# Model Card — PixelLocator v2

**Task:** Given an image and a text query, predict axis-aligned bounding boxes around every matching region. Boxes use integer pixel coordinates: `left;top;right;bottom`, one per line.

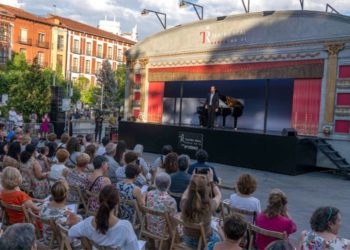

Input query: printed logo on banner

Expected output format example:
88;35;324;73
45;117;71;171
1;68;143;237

178;131;203;151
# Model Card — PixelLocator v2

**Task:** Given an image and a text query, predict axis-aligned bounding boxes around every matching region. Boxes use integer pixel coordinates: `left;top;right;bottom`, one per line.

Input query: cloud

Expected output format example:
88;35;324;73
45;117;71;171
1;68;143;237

3;0;350;41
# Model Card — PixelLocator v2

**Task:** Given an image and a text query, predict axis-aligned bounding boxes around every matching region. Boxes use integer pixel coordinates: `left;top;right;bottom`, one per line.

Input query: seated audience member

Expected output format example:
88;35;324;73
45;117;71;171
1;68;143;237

87;156;111;213
3;141;21;169
158;152;178;175
187;149;219;183
104;143;119;183
46;139;58;163
84;144;96;171
68;185;139;249
96;136;110;156
230;174;261;222
266;240;295;250
66;137;81;168
50;149;70;180
77;134;85;152
133;144;150;176
116;151;137;183
66;153;90;203
84;134;94;147
146;173;177;238
301;206;349;250
152;144;173;172
116;164;145;222
37;146;50;172
57;133;70;149
0;223;36;250
40;181;81;247
0;167;39;224
114;140;127;166
255;189;297;250
208;214;247;250
181;169;222;248
169;154;191;206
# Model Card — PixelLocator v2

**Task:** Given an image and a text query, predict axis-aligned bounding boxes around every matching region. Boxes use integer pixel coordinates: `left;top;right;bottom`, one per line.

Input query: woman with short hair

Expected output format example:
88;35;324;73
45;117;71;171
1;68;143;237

68;185;139;250
3;141;21;169
66;137;81;168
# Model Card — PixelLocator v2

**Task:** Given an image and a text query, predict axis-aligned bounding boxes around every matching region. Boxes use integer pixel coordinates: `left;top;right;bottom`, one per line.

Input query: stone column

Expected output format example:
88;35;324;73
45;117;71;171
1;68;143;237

324;43;344;124
139;58;149;121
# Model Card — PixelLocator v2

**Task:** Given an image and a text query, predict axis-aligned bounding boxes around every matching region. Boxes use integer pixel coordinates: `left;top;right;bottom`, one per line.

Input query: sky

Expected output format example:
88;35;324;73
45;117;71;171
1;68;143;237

1;0;350;41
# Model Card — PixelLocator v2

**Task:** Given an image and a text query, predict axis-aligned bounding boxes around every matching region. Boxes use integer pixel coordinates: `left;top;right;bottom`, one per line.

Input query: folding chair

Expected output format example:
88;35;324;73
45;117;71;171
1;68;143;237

68;185;88;215
220;201;257;223
0;200;30;227
247;223;286;250
119;199;142;230
80;237;121;250
56;223;73;250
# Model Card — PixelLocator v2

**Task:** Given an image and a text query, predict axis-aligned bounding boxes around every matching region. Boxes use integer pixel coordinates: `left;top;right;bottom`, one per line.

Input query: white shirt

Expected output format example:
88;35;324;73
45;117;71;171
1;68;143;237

230;193;261;213
96;146;106;156
209;93;214;105
9;110;17;123
68;216;139;250
50;163;68;180
16;115;23;127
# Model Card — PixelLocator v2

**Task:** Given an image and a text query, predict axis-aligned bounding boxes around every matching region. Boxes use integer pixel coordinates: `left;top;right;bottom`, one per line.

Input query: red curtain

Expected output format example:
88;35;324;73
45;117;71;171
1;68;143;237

339;65;350;78
147;82;164;123
335;120;350;134
337;93;350;106
291;79;322;136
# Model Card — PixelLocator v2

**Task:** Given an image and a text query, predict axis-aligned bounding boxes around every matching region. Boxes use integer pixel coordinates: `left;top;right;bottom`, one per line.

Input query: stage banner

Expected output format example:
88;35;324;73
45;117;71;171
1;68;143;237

178;131;203;151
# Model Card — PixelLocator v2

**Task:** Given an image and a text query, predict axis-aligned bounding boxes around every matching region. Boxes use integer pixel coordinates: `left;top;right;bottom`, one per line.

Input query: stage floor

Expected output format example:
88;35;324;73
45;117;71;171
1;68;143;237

119;121;317;175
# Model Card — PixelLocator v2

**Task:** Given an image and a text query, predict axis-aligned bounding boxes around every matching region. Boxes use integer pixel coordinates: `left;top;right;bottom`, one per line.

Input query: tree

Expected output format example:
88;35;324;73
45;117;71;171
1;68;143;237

81;85;98;107
95;60;117;110
115;64;126;107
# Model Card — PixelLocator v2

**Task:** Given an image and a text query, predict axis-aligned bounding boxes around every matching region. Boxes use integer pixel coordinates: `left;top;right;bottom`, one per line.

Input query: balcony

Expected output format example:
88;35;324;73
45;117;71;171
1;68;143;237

37;41;49;49
18;37;32;45
72;47;81;54
0;34;10;44
71;66;80;73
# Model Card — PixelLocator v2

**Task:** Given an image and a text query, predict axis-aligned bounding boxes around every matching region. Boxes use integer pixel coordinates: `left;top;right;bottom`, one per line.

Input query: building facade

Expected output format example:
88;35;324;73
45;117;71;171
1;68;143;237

126;11;350;140
50;19;68;77
0;7;14;65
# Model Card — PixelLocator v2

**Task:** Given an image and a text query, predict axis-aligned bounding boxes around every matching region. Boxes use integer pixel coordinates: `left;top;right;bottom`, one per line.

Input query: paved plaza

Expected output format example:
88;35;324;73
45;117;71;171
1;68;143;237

142;152;350;242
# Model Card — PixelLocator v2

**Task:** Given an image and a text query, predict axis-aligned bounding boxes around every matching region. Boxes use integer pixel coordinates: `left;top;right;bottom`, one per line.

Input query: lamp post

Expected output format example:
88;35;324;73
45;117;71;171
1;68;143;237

141;9;167;29
179;0;204;20
241;0;250;13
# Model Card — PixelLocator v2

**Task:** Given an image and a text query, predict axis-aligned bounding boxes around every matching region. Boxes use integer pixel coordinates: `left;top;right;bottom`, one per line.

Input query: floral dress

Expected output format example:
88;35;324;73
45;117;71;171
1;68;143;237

146;189;177;236
87;176;104;213
116;182;136;222
302;231;350;250
66;169;89;203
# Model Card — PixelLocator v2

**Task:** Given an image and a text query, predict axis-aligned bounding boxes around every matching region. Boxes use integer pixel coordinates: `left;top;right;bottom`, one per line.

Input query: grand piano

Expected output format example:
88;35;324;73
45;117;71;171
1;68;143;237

197;93;244;129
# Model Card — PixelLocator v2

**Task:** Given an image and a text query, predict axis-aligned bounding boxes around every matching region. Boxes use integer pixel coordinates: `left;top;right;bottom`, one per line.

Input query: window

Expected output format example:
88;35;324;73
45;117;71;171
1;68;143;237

107;47;113;60
85;60;91;74
38;33;45;43
0;24;8;42
72;58;79;72
57;35;64;51
0;48;7;63
20;28;28;43
37;52;44;66
73;39;80;54
96;61;102;73
56;55;63;70
86;42;92;56
97;44;103;58
117;48;122;61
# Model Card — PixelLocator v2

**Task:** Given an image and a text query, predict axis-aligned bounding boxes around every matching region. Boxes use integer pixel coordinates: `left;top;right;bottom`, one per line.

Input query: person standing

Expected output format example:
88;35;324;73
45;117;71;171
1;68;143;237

205;86;219;129
95;112;104;143
8;107;17;128
16;112;24;128
41;113;50;139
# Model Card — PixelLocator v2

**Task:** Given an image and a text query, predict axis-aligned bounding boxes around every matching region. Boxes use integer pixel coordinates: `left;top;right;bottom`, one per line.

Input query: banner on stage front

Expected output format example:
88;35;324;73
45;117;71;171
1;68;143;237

178;131;203;151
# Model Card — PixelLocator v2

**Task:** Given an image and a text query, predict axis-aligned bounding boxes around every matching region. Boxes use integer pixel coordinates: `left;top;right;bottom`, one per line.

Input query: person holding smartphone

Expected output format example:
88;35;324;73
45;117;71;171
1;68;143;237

188;149;219;183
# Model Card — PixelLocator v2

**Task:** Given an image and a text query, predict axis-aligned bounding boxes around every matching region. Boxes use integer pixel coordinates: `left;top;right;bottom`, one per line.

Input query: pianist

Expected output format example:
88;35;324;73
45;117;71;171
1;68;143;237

205;86;219;129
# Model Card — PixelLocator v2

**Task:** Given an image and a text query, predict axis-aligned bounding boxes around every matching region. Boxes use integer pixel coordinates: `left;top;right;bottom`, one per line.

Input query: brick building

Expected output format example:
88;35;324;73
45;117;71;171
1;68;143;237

0;6;14;65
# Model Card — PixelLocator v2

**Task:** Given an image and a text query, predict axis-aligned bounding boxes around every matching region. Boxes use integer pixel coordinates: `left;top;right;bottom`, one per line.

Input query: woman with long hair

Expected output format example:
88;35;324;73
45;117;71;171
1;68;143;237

114;140;127;165
255;189;297;249
3;141;21;169
181;169;222;248
66;137;81;168
68;185;139;249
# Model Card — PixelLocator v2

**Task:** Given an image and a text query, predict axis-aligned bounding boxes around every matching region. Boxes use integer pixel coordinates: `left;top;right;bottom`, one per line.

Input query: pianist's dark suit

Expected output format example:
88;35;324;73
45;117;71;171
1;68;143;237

205;92;219;128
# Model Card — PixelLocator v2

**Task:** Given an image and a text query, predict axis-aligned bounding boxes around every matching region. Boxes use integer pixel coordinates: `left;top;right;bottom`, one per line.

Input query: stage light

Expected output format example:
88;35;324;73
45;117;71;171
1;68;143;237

140;9;167;29
179;0;204;20
141;9;149;16
179;1;187;8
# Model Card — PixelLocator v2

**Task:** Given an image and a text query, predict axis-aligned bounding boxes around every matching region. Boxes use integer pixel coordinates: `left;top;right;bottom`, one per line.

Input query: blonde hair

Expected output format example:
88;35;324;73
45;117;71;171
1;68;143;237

1;167;22;190
76;153;90;167
21;135;31;145
51;180;68;202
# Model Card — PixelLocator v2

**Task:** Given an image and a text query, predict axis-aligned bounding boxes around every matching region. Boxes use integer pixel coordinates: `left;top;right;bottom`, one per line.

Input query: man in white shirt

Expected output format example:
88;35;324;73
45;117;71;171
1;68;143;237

96;136;110;156
8;107;17;125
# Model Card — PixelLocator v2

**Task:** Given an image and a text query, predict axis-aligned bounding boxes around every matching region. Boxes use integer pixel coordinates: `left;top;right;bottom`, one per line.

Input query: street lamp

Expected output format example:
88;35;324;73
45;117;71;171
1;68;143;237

141;9;167;30
179;0;204;20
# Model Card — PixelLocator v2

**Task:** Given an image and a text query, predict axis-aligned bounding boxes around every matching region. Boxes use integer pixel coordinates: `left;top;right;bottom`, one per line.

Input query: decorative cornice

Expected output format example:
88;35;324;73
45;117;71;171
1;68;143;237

139;58;149;69
149;52;321;68
337;79;350;89
335;106;350;117
326;43;345;56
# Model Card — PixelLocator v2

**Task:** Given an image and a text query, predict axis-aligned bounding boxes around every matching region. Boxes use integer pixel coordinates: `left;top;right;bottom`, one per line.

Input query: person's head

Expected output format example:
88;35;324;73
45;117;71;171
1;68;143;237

155;173;171;192
20;150;32;164
163;152;178;174
60;133;70;144
1;166;22;190
161;145;173;156
210;85;216;93
125;163;141;180
264;189;288;218
105;143;117;156
66;137;81;153
46;141;58;158
85;144;96;162
0;223;36;250
310;206;341;234
0;141;8;155
96;185;120;234
76;153;90;169
177;154;190;172
195;149;208;163
25;143;36;155
265;240;295;250
223;214;247;242
183;175;211;222
101;136;110;147
133;144;144;156
22;135;31;146
93;155;109;173
7;141;21;159
39;146;49;156
51;180;68;203
236;174;257;196
114;140;127;164
77;134;84;144
85;134;93;143
123;151;138;165
47;133;57;142
56;148;70;164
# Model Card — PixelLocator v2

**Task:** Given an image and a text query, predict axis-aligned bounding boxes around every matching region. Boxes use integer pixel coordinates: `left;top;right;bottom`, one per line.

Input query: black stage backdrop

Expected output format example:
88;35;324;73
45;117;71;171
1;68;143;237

162;79;294;132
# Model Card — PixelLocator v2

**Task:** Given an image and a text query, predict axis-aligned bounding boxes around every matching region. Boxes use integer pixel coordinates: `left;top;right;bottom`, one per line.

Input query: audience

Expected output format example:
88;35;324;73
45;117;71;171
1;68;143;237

116;151;137;183
50;149;69;181
266;240;295;250
0;167;39;224
255;189;297;250
68;185;139;249
181;170;222;248
114;140;127;166
152;144;173;172
301;206;349;250
96;136;110;156
3;141;21;169
230;173;261;222
36;146;50;173
57;133;70;149
187;149;219;183
133;144;150;178
85;134;94;147
0;223;37;250
66;137;81;168
84;144;96;171
159;152;178;174
104;143;119;183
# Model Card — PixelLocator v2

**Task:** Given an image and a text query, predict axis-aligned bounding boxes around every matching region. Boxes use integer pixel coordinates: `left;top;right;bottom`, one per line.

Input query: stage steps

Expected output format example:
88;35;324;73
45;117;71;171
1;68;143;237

312;138;350;179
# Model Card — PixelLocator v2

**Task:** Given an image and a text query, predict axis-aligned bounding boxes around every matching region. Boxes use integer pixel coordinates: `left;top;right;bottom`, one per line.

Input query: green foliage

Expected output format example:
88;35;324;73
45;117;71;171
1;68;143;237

115;64;126;106
81;85;98;107
96;60;117;110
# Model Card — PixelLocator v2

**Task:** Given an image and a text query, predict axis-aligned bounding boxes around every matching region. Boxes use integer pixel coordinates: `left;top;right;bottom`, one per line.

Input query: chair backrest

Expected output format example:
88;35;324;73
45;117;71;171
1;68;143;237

0;200;29;225
81;237;121;250
170;215;207;250
69;185;88;214
119;199;142;229
247;223;286;250
56;223;73;250
27;209;59;242
220;202;257;223
140;206;172;241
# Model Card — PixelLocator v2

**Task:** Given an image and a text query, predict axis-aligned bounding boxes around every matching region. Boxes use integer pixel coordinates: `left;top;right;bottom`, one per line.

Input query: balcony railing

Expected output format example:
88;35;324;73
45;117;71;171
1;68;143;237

18;37;32;45
71;66;80;73
72;47;81;54
37;41;49;49
0;34;10;43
